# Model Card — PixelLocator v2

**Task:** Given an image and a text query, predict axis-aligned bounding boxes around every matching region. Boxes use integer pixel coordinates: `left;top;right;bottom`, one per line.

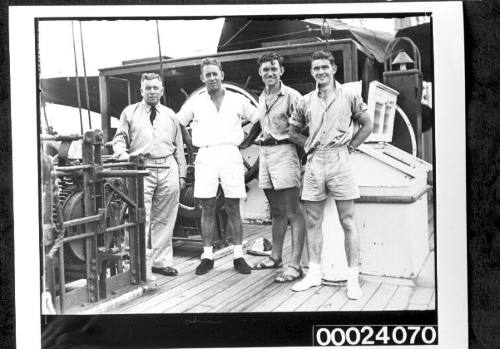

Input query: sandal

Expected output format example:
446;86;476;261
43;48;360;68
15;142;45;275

253;256;283;269
275;265;303;283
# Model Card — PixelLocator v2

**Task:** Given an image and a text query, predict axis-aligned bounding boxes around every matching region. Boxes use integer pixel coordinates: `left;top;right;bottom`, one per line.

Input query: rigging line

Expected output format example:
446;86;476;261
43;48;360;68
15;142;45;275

39;79;52;134
79;21;92;129
155;20;167;105
219;19;253;48
71;21;83;135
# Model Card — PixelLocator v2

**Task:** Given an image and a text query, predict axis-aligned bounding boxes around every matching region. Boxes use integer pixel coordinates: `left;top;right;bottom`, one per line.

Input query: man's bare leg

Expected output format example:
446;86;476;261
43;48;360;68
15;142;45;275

292;199;325;291
336;199;362;299
196;197;217;275
225;197;252;274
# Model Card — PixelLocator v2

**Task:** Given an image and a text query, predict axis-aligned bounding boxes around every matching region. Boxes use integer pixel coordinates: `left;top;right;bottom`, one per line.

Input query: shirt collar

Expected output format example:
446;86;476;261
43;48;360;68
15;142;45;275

315;80;341;99
261;81;285;100
142;100;160;111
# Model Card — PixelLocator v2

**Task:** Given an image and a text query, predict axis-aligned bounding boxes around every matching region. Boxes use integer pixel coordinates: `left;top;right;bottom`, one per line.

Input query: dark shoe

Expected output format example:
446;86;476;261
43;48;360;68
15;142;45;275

234;257;252;274
195;258;214;275
151;266;178;276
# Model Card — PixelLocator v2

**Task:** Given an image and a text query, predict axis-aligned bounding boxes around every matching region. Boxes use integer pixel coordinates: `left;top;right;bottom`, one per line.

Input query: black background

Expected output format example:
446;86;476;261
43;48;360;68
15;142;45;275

1;1;499;348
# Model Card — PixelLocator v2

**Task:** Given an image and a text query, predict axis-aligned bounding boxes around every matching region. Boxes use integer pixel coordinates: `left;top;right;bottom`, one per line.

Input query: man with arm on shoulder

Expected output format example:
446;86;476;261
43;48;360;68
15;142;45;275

176;58;258;275
113;72;186;277
289;51;373;299
251;51;306;284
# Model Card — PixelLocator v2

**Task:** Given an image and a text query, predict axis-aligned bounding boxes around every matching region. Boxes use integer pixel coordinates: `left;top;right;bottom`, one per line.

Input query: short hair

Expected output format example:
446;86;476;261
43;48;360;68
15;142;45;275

257;51;284;67
141;72;162;84
310;50;335;66
200;57;223;74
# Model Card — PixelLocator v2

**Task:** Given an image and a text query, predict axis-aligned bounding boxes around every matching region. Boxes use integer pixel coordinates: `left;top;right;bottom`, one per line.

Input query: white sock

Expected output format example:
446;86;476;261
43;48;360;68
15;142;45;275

292;262;321;292
308;262;321;277
347;267;363;300
233;245;243;259
201;246;214;260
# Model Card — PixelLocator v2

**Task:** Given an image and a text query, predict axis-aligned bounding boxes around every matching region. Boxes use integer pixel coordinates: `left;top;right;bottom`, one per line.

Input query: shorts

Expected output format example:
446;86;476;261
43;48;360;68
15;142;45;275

259;143;301;190
194;145;246;199
301;146;360;201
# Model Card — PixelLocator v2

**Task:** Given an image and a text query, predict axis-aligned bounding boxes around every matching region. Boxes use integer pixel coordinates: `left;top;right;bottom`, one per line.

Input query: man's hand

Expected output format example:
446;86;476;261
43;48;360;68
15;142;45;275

179;177;186;190
113;152;130;161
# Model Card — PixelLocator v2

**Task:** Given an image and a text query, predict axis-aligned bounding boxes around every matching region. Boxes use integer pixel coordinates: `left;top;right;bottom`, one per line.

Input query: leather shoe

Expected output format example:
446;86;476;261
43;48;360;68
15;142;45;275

233;257;252;274
151;266;178;276
195;258;214;275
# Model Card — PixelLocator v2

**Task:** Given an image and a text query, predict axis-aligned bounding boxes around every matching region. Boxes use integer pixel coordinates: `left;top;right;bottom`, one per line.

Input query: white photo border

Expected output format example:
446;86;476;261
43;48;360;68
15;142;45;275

10;2;466;348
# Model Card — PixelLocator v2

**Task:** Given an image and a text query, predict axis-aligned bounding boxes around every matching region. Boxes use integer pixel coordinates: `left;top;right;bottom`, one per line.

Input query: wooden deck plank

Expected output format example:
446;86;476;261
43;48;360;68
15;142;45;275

341;281;380;311
118;265;237;313
273;284;320;312
164;272;248;313
384;285;414;311
407;287;434;310
212;271;287;313
188;244;293;313
110;224;269;313
229;280;291;313
362;283;398;311
295;284;342;312
319;283;353;311
249;286;296;312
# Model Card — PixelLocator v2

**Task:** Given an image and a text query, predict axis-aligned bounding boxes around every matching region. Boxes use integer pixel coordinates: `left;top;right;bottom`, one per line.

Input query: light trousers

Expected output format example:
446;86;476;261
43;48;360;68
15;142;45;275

143;156;180;268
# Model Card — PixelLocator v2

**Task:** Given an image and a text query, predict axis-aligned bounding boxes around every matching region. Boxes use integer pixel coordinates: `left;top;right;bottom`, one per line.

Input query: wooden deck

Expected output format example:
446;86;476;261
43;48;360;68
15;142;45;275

93;217;435;314
61;194;435;314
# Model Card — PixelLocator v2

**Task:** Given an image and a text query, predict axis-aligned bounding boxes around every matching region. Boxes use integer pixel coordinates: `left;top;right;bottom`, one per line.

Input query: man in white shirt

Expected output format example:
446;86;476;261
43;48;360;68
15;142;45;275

177;58;258;275
113;73;187;277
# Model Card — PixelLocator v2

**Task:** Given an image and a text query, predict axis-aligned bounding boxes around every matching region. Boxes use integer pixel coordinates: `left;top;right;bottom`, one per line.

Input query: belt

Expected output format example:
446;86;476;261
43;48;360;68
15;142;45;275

144;155;170;163
256;138;291;146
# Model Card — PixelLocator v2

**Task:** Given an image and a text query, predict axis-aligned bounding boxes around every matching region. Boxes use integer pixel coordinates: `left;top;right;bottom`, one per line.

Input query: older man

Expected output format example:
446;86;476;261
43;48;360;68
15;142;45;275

177;58;258;275
113;72;186;277
290;51;373;299
250;52;306;284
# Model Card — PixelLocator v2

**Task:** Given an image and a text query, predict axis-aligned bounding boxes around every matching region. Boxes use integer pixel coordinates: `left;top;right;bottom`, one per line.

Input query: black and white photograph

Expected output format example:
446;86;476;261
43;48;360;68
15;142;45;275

9;2;468;348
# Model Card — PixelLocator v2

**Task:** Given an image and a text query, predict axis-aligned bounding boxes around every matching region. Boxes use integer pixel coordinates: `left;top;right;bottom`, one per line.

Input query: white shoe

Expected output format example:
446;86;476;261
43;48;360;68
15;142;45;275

346;268;363;300
292;273;321;292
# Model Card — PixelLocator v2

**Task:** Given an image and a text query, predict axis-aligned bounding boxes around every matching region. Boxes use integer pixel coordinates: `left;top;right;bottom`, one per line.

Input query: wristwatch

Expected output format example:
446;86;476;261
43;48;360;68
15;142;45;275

347;144;356;154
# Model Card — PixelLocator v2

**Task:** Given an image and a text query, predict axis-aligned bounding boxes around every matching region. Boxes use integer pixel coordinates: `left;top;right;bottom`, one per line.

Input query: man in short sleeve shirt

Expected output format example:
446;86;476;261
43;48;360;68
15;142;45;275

250;52;306;284
113;73;187;277
290;51;373;299
177;58;258;275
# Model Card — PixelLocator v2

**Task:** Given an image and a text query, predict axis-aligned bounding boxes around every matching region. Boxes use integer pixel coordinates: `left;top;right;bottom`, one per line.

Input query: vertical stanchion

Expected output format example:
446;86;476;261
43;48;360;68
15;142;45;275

58;246;65;313
136;156;147;282
127;155;141;284
82;130;100;302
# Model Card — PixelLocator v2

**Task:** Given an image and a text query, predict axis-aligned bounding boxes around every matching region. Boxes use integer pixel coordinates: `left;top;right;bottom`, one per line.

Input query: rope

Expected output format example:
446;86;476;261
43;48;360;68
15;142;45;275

79;21;92;129
47;171;66;258
155;20;167;106
71;21;84;134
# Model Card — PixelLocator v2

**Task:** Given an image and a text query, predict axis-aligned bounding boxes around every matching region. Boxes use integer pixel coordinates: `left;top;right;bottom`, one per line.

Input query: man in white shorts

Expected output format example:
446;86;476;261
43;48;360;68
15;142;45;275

290;51;373;299
177;58;258;275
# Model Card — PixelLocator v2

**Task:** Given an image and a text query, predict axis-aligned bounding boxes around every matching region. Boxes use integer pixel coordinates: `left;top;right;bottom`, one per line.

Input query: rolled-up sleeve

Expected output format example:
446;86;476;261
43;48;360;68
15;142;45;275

240;96;258;124
289;96;306;128
173;118;187;178
112;108;130;156
351;94;368;117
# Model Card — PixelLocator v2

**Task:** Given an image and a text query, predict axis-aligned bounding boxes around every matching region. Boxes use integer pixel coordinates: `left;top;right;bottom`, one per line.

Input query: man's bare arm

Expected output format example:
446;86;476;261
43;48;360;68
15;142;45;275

349;111;373;149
